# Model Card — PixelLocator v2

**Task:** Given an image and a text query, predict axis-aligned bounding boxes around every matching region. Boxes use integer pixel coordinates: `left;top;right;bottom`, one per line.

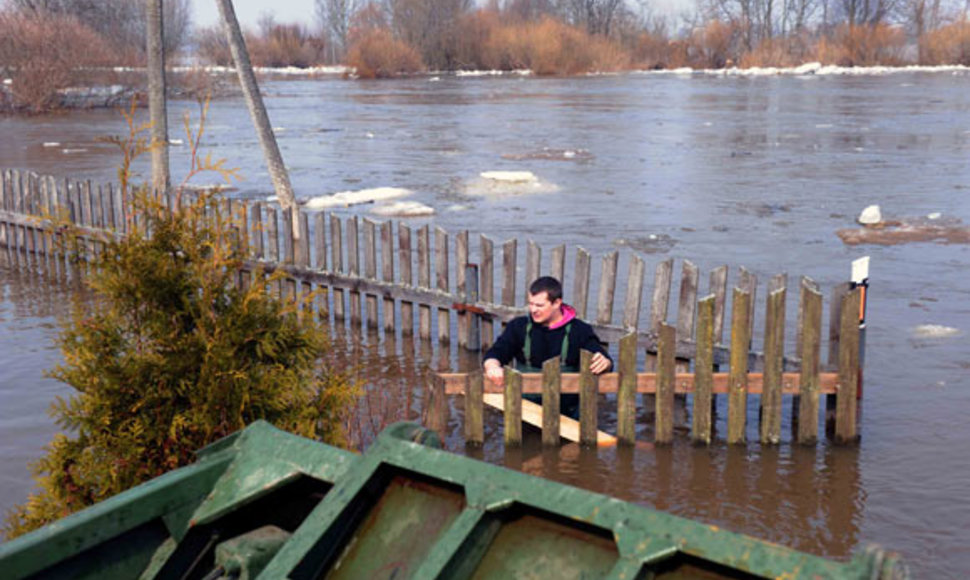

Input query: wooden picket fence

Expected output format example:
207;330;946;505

0;168;865;446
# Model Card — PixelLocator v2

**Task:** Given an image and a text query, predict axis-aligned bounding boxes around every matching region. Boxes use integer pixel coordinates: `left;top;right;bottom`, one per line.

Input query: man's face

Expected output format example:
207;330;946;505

528;291;562;326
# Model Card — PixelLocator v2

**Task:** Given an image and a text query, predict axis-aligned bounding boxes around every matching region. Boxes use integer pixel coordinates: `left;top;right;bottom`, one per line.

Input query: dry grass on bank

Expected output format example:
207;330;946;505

815;24;907;67
346;29;424;79
920;21;970;65
0;11;116;112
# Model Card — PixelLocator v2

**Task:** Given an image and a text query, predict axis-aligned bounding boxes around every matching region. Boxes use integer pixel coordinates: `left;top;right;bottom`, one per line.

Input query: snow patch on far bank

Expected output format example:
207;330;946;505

636;62;970;76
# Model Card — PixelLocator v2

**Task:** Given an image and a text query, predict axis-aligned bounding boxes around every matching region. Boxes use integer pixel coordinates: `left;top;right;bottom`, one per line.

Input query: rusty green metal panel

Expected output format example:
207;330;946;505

0;421;907;580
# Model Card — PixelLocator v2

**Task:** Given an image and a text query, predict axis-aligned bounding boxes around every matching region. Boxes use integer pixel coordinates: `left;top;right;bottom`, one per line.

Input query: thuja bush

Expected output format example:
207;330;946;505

3;109;355;539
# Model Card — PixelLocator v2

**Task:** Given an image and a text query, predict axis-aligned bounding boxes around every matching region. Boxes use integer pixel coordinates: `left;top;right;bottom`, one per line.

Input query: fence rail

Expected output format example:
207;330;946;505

0;168;866;446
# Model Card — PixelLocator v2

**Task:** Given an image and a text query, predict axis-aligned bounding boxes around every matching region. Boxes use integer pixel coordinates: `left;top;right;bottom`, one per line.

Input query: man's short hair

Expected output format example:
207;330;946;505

529;276;562;302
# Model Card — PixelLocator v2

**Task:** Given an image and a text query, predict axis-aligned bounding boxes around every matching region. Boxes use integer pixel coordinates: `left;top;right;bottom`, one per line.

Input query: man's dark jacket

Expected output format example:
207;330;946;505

483;308;612;371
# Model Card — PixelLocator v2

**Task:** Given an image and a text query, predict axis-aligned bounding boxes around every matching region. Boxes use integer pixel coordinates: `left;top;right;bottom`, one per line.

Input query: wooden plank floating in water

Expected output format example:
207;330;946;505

482;394;616;446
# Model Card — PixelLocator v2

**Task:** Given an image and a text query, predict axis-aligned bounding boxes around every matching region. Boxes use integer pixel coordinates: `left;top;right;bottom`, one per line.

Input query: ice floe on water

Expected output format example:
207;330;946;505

615;234;677;254
912;324;961;339
42;142;60;147
369;201;435;217
464;171;558;197
299;187;413;210
502;148;594;162
480;171;538;183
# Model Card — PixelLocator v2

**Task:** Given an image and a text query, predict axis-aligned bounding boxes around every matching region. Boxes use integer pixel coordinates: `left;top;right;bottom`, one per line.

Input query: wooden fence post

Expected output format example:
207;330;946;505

596;250;619;327
297;211;311;312
435;227;450;344
579;349;599;446
457;230;469;347
542;356;561;446
381;221;395;333
525;240;540;303
347;216;361;325
330;214;345;321
760;284;786;444
480;235;494;349
617;333;638;445
501;238;517;316
693;296;715;445
465;372;484;446
572;248;590;320
313;212;329;319
798;284;823;444
728;288;751;444
363;218;378;329
622;255;645;331
465;264;480;351
655;324;676;444
835;288;861;444
399;224;414;334
417;225;431;339
504;367;523;446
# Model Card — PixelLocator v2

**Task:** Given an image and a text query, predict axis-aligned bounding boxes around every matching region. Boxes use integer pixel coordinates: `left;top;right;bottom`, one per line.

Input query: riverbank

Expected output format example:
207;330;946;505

3;61;968;114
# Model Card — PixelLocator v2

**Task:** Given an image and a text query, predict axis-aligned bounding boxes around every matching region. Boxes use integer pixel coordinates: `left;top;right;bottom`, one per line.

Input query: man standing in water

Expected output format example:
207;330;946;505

483;276;612;418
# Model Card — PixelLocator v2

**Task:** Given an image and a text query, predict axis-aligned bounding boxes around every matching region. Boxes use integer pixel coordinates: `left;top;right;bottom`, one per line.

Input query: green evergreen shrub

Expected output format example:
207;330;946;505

3;105;355;539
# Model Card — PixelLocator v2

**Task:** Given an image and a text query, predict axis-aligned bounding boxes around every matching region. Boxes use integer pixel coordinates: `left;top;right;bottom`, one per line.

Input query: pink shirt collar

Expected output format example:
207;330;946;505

549;304;576;330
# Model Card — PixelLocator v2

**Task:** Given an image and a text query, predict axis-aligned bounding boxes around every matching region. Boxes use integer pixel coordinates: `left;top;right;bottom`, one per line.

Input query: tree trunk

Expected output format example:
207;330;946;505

215;0;298;231
147;0;170;194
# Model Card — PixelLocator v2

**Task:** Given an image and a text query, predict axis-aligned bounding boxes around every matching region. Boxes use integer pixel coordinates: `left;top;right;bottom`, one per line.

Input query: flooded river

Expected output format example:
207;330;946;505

2;71;970;577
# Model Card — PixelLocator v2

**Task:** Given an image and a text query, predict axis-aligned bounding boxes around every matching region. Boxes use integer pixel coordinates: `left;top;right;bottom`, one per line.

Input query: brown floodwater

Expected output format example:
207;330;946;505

2;71;970;577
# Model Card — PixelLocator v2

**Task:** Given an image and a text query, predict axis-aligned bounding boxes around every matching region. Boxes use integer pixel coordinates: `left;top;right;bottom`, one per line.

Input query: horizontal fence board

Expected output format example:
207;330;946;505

439;371;839;395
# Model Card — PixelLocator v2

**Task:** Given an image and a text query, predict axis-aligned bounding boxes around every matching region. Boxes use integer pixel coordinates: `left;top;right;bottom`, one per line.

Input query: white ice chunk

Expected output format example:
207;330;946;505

302;187;412;210
858;205;882;225
480;171;538;184
43;142;61;147
793;62;822;75
466;172;557;197
927;212;942;220
370;201;434;217
912;324;960;338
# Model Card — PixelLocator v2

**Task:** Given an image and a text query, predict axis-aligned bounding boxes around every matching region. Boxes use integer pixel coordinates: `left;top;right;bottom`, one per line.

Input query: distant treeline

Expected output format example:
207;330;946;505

2;0;969;108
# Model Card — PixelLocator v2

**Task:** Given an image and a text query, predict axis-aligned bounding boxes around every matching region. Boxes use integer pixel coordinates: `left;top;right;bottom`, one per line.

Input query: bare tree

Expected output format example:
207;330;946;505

146;0;169;194
388;0;472;69
838;0;897;24
559;0;626;35
9;0;191;58
315;0;360;62
215;0;298;225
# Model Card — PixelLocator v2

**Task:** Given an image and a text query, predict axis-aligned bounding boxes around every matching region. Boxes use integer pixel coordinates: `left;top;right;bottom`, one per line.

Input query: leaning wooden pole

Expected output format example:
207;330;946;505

215;0;297;234
146;0;170;194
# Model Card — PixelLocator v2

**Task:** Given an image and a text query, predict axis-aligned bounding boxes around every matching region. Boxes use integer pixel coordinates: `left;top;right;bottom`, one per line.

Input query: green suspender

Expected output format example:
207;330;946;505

523;320;571;368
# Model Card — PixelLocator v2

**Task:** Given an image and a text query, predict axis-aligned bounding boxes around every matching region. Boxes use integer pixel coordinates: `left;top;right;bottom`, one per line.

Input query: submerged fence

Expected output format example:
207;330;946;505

0;168;867;446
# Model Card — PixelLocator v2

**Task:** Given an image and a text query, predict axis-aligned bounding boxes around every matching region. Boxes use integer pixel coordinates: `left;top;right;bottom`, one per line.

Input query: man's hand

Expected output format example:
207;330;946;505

590;352;611;375
483;358;504;387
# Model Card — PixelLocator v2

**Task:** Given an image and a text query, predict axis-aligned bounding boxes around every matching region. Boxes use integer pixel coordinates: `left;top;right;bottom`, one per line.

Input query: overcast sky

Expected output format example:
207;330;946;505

193;0;317;29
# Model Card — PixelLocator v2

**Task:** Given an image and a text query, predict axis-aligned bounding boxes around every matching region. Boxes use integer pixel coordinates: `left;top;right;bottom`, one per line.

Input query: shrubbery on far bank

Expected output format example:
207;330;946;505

3;3;970;109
